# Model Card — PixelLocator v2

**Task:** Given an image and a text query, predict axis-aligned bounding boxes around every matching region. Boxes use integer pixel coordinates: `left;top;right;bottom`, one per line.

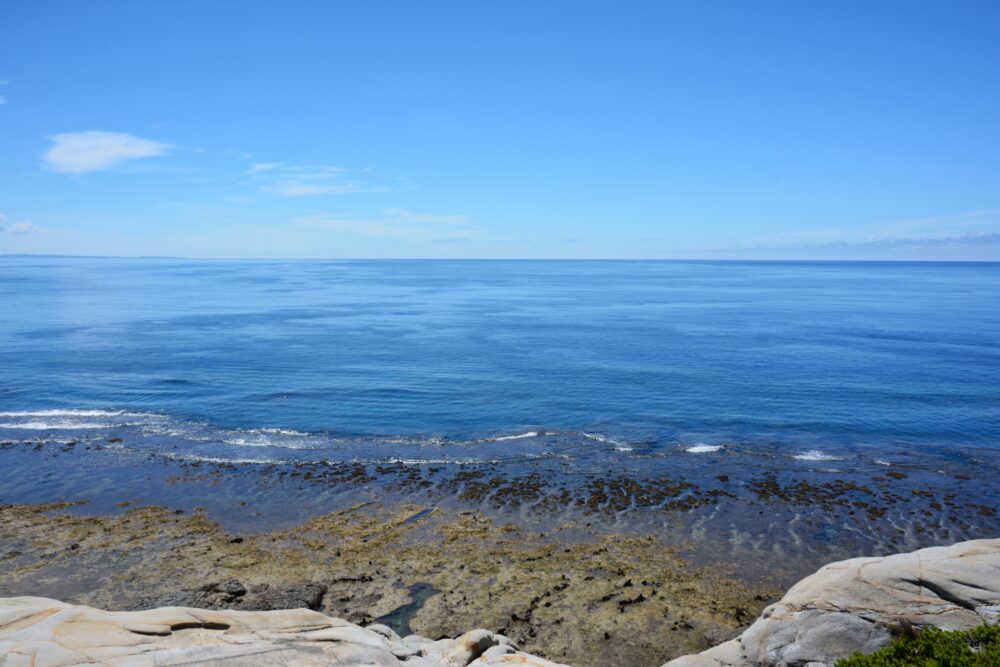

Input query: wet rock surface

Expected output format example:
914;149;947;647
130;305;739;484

4;434;998;576
139;579;328;612
664;537;1000;667
3;437;999;666
0;502;771;667
4;538;998;667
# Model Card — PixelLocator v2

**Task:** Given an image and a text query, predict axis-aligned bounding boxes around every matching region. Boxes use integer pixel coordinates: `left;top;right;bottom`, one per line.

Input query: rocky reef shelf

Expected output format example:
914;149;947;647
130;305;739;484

2;537;997;666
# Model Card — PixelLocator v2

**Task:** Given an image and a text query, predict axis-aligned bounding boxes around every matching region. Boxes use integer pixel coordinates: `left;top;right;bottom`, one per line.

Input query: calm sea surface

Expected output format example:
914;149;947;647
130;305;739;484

1;257;999;561
3;258;999;447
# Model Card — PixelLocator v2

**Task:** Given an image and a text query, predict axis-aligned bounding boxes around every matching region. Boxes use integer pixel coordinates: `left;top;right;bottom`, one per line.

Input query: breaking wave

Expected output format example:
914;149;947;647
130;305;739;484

685;443;723;453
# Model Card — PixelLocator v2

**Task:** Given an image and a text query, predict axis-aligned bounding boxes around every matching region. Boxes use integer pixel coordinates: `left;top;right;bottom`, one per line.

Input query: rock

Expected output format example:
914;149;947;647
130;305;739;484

5;538;996;667
242;582;327;611
209;578;248;604
664;538;1000;667
0;596;571;666
443;628;511;665
367;622;402;641
135;580;326;612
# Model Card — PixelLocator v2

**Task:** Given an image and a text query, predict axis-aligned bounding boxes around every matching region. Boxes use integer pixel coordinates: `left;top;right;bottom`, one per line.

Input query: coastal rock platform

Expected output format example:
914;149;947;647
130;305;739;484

3;525;999;667
664;538;1000;667
0;596;569;666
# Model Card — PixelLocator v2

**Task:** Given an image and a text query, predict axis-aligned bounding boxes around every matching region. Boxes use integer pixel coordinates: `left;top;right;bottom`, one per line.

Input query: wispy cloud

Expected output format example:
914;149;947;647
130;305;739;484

293;209;470;238
730;207;1000;256
378;208;469;224
885;208;1000;235
798;231;1000;250
711;229;1000;260
0;79;7;106
3;221;50;235
247;162;394;197
43;131;169;174
246;162;282;175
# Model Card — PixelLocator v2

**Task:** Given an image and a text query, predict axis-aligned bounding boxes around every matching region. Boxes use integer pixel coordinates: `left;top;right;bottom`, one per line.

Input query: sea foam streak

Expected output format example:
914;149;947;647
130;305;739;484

685;443;723;453
222;435;319;449
486;431;539;442
160;453;281;465
0;421;122;430
793;450;844;461
0;409;167;432
582;433;634;451
0;409;128;417
385;457;503;465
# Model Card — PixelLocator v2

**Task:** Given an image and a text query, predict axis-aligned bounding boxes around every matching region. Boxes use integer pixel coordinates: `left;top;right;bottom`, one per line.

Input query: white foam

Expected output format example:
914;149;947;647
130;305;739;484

793;450;843;461
259;427;308;436
0;421;121;430
223;434;318;449
685;443;723;453
874;459;891;466
0;409;127;417
223;437;275;447
582;433;634;451
163;453;280;465
384;457;502;465
487;431;539;442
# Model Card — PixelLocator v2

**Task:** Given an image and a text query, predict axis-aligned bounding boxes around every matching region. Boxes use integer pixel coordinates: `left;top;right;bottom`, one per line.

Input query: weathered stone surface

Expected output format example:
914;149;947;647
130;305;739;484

0;597;571;666
0;503;768;667
136;579;328;612
664;538;1000;667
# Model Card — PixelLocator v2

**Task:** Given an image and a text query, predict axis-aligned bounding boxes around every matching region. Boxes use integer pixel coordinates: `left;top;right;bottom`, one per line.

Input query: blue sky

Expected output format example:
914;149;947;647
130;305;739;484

1;1;998;259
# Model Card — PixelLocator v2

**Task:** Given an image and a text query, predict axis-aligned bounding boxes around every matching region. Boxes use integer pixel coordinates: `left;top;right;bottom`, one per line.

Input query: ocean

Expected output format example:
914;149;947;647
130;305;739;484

2;257;999;568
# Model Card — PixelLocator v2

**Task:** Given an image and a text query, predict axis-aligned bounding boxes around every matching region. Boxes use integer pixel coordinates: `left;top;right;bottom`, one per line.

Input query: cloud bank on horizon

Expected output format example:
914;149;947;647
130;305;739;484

0;1;998;259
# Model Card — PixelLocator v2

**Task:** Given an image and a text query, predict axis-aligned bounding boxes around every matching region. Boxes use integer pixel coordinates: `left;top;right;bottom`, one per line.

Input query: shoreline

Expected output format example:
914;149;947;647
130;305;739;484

3;425;999;665
0;500;774;667
2;429;997;580
4;527;998;667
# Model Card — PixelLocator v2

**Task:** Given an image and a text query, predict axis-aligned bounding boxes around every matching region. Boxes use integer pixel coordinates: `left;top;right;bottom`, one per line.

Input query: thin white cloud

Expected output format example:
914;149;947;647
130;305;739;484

293;209;471;238
735;207;1000;254
888;207;1000;232
246;162;282;175
380;208;469;224
268;180;366;196
247;162;392;197
293;214;391;236
709;229;1000;261
3;221;50;235
43;131;169;174
794;231;1000;250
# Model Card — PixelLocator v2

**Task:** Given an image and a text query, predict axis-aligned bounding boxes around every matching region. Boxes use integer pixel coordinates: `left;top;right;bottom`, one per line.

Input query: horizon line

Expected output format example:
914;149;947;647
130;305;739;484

2;253;1000;264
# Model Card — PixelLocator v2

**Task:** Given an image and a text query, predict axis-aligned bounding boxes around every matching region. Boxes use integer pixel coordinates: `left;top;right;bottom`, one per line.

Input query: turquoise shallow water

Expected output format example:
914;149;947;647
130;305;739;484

1;258;998;568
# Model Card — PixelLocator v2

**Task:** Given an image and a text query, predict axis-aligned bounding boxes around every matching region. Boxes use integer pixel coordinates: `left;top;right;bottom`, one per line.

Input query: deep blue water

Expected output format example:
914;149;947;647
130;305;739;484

3;257;999;563
1;257;999;459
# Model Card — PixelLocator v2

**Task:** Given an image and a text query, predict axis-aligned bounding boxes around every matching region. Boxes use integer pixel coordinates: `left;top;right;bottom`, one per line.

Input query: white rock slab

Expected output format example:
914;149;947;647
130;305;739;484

664;538;1000;667
0;597;570;667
